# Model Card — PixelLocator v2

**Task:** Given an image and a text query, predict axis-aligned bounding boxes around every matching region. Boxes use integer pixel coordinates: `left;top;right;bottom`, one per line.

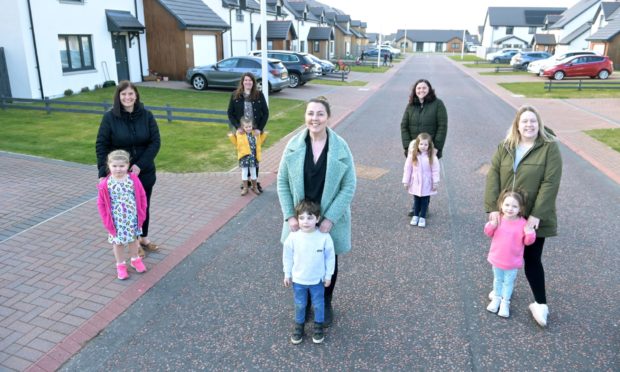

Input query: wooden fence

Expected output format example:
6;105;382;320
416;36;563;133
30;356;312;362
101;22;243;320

544;80;620;91
0;96;229;124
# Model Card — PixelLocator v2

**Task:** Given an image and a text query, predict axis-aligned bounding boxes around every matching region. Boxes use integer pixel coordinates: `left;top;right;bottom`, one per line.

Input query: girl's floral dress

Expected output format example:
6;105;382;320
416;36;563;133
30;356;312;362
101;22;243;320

239;133;258;168
107;176;141;244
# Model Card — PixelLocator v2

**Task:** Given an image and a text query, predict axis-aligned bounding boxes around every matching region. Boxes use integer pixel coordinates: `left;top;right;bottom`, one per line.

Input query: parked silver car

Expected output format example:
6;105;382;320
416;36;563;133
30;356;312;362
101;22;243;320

307;54;334;75
186;56;289;93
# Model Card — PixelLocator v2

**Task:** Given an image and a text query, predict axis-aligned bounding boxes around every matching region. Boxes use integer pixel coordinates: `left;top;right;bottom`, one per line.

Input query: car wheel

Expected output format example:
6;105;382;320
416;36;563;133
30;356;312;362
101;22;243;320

553;71;565;80
289;73;300;88
191;75;207;90
598;70;610;80
522;62;529;70
493;58;500;64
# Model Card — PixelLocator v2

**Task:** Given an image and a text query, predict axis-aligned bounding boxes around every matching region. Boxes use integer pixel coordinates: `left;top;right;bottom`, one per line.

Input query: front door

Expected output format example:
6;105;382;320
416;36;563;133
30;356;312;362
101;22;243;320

112;35;129;82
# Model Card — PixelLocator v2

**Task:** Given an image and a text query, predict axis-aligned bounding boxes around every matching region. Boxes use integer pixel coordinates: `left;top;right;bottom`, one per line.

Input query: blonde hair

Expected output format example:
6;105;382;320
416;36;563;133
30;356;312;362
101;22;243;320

497;189;527;217
408;133;435;166
504;105;556;149
106;150;131;170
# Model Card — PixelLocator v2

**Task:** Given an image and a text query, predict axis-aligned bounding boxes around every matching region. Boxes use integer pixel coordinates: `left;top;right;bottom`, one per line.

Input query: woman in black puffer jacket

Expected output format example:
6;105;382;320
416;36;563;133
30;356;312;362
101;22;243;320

96;81;161;254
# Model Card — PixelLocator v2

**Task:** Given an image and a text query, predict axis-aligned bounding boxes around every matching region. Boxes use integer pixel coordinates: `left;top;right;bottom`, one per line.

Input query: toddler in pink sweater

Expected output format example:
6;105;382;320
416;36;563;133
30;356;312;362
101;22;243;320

484;190;535;318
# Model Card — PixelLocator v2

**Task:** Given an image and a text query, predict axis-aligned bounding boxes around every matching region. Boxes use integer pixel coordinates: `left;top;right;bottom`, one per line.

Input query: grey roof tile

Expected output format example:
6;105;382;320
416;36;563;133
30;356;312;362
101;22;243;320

488;7;566;27
157;0;229;29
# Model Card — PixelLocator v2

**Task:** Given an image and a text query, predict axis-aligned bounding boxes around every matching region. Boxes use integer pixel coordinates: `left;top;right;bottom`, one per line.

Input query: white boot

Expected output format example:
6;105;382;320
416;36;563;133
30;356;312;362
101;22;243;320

488;290;495;301
498;299;510;318
529;302;549;327
417;217;426;228
486;296;501;313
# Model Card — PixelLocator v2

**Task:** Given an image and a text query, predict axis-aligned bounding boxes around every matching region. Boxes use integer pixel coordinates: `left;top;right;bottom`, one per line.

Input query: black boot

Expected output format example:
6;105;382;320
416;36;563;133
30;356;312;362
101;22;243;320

291;323;304;344
312;322;324;344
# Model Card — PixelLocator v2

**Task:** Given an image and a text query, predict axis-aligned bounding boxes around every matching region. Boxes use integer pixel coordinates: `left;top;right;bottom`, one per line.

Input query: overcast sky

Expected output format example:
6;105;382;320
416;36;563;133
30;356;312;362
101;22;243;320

322;0;578;34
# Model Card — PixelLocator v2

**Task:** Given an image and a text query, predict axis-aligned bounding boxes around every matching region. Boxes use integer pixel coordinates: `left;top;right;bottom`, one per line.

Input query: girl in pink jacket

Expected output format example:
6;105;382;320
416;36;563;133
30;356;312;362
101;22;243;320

402;133;440;227
97;150;148;280
484;190;536;318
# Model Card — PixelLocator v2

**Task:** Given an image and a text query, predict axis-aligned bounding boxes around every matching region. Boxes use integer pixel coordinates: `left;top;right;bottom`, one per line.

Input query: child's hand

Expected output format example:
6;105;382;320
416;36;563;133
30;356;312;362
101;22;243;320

283;277;291;287
324;280;331;288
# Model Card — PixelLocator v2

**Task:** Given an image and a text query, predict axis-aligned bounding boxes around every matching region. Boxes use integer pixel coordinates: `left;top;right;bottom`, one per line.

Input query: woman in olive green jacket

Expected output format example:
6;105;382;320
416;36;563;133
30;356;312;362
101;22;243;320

484;105;562;328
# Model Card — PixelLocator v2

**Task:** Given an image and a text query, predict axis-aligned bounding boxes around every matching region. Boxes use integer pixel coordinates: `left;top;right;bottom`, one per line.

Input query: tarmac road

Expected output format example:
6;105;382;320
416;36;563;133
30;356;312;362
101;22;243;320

61;55;619;371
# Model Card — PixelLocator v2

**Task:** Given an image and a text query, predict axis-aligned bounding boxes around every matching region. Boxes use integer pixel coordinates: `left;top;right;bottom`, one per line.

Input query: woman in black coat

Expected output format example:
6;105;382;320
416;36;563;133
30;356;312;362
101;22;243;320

96;81;161;254
227;73;269;191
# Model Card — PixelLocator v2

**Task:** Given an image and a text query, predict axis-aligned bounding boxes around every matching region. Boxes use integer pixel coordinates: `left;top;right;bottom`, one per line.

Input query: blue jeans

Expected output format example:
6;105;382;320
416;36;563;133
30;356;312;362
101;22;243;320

492;267;518;300
412;195;430;218
293;282;324;324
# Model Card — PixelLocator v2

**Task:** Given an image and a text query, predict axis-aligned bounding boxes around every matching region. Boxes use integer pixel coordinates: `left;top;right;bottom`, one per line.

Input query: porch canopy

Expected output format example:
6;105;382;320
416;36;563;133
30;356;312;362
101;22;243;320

105;9;145;44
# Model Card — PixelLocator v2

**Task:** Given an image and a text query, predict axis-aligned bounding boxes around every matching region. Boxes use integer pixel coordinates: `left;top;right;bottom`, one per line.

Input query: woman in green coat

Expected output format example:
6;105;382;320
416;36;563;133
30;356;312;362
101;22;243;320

484;105;562;327
277;97;356;327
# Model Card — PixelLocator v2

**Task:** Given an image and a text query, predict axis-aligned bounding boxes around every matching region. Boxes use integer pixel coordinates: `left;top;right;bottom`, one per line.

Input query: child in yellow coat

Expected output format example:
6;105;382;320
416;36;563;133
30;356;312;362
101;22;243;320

228;117;267;195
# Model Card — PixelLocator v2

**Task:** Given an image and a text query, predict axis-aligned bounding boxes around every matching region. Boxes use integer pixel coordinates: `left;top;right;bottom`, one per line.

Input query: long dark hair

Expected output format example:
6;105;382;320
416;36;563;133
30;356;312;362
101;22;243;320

112;80;142;117
233;72;260;100
408;79;437;106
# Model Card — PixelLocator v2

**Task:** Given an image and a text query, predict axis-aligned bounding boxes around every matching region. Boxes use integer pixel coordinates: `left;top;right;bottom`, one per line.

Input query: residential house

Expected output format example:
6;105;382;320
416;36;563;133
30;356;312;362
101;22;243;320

545;0;602;54
284;0;332;55
394;30;469;53
587;1;620;67
142;0;229;81
327;12;352;57
255;20;298;49
0;0;148;99
351;20;369;50
479;7;566;57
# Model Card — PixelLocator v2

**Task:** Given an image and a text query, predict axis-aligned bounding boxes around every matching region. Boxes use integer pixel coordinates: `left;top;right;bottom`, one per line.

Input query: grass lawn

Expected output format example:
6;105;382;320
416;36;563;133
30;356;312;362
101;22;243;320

309;79;367;86
586;128;620;153
463;62;511;68
350;65;390;73
499;82;620;98
479;71;529;76
448;55;484;62
0;86;306;172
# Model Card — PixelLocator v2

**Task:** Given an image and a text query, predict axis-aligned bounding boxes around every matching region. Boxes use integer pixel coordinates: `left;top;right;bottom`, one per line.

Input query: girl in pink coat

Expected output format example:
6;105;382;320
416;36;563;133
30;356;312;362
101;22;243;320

484;190;536;318
97;150;148;280
402;133;440;227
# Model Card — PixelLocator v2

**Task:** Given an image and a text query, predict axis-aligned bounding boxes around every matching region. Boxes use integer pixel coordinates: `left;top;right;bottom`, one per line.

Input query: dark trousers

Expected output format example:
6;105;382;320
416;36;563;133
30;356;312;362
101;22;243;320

138;171;156;238
412;195;430;218
524;237;546;304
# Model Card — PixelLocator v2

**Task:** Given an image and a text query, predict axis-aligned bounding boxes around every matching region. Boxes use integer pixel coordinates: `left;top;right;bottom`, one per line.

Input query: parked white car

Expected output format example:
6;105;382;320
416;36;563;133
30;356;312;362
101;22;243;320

526;50;598;74
486;48;521;62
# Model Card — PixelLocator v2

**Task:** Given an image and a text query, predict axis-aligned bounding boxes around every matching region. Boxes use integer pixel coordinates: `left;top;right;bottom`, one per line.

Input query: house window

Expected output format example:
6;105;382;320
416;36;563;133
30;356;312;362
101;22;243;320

276;6;281;16
329;40;334;54
529;27;536;34
267;41;273;49
236;9;243;22
300;41;306;52
435;42;443;52
505;26;514;34
58;35;94;72
313;41;320;52
451;43;459;50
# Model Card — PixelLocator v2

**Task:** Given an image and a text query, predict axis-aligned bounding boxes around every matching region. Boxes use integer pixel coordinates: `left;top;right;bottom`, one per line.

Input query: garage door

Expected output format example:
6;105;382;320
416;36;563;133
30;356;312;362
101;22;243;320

193;35;217;66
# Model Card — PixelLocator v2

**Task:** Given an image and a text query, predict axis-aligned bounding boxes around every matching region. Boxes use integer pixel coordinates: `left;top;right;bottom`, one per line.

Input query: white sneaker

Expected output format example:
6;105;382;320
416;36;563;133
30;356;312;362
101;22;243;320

498;299;510;318
488;290;495;301
529;302;549;327
409;216;419;226
418;217;426;227
486;296;501;313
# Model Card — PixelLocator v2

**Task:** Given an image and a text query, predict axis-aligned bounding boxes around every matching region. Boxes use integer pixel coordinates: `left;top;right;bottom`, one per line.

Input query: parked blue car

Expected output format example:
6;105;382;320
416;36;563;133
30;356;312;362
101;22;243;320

490;50;519;64
510;51;552;70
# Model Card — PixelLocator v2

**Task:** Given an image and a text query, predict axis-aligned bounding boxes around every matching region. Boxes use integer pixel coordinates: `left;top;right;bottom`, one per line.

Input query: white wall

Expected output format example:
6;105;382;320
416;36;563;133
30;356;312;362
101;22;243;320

0;0;146;99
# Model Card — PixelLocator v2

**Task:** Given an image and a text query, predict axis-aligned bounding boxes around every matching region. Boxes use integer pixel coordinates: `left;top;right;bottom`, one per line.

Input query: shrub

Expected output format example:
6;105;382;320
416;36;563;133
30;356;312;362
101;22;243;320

80;86;90;93
64;89;73;96
94;84;103;90
102;80;116;88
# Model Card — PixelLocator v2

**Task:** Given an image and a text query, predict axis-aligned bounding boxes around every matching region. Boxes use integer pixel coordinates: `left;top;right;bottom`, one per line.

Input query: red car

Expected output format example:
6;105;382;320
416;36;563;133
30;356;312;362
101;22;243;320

540;55;613;80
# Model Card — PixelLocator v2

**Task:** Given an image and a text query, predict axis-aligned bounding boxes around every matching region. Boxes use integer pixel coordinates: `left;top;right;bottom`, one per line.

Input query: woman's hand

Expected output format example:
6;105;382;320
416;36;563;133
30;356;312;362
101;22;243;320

253;129;261;136
283;277;291;287
130;164;141;176
287;217;299;232
319;218;333;233
488;211;500;225
527;215;540;230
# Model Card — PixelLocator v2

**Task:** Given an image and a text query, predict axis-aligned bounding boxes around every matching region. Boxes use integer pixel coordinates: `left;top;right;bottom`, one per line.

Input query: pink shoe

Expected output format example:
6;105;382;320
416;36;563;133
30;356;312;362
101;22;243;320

130;257;147;273
116;262;129;280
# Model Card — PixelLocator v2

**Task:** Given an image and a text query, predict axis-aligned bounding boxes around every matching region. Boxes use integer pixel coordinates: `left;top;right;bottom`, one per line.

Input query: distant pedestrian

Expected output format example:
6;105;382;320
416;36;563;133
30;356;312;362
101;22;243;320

484;105;562;327
283;200;335;345
383;52;388;66
389;52;393;66
402;133;440;227
228;72;269;192
484;190;536;318
97;150;148;280
228;117;267;195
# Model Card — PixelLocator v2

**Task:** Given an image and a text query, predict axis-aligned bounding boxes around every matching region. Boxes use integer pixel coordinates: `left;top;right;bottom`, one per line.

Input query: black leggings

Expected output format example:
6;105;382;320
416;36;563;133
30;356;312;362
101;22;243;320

138;172;156;238
524;237;546;304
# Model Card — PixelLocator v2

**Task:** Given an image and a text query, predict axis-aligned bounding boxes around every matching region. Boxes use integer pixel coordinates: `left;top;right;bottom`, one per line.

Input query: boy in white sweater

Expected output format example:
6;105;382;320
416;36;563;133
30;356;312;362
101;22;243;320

283;200;335;344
